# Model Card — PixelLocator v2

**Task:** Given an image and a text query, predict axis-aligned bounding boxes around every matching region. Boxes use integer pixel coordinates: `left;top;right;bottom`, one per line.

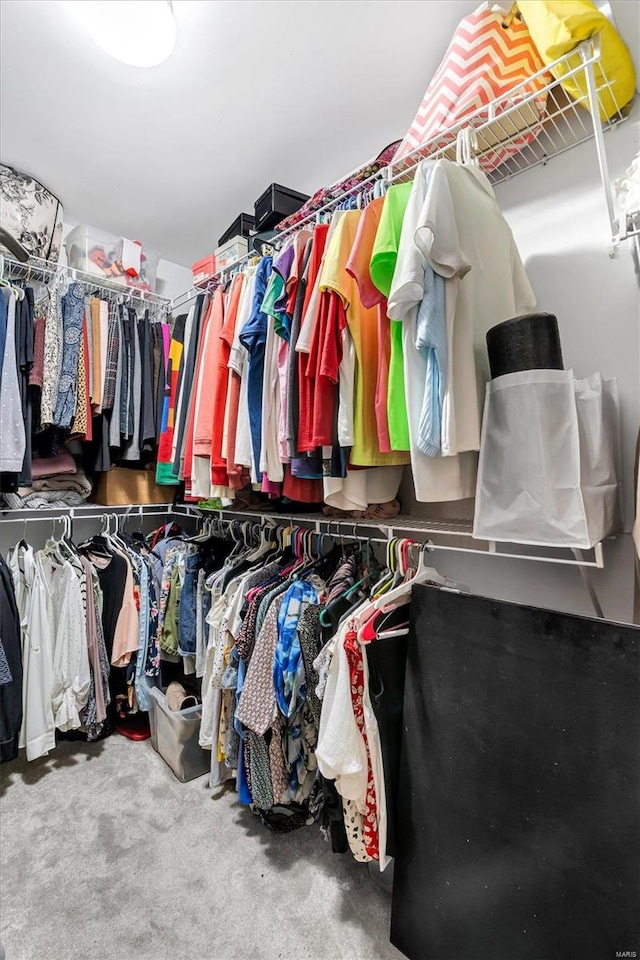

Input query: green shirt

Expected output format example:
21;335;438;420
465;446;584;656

370;183;412;451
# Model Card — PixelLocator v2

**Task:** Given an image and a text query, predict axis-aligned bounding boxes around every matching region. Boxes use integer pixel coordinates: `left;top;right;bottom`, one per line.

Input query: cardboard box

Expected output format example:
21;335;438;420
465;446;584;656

215;236;248;272
90;467;175;507
192;253;216;288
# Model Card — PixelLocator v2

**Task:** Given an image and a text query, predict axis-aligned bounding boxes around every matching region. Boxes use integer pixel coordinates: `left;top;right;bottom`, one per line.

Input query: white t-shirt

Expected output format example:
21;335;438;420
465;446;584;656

388;161;476;501
388;159;536;501
415;159;537;453
316;621;368;805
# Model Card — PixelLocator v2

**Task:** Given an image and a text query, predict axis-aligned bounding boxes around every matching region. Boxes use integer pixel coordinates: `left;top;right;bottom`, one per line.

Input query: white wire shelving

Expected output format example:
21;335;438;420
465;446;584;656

170;505;606;570
3;254;172;309
0;502;605;569
171;35;637;312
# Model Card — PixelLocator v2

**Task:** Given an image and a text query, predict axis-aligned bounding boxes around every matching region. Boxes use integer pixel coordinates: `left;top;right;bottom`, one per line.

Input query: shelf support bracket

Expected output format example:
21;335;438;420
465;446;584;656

572;547;605;618
581;36;619;251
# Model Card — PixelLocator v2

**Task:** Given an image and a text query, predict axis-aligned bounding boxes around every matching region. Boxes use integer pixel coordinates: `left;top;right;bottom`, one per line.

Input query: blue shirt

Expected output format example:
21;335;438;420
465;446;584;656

239;256;272;480
415;264;446;456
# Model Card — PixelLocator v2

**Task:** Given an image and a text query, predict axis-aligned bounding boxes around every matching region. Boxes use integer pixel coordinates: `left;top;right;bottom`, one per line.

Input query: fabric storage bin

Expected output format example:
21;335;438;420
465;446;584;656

218;212;255;247
90;466;174;506
473;369;621;548
192;253;216;287
215;236;248;271
64;225;160;291
254;183;309;231
148;687;209;782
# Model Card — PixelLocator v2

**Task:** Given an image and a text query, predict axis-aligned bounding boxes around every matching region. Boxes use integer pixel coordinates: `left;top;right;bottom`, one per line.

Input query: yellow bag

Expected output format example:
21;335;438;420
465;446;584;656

517;0;636;120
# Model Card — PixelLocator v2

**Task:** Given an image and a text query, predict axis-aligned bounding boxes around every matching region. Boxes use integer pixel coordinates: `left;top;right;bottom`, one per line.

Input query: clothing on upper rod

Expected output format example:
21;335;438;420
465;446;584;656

3;254;171;309
0;259;173;507
159;155;535;518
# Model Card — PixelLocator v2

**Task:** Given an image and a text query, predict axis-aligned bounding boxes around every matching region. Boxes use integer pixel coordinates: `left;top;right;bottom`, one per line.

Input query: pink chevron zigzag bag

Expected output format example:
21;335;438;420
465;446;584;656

393;3;551;172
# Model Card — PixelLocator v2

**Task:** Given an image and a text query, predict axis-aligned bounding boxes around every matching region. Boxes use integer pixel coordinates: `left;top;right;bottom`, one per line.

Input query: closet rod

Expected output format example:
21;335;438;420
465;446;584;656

0;506;176;521
3;254;172;308
171;506;606;569
0;511;173;523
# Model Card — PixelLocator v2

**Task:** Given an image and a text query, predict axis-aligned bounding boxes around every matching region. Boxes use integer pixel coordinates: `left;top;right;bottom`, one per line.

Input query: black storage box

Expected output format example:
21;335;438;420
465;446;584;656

218;213;255;248
254;183;309;231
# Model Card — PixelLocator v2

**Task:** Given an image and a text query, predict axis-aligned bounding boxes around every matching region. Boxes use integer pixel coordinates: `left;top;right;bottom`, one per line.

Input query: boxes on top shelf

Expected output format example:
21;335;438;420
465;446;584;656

192;254;216;288
218;212;255;247
64;225;159;291
254;183;309;231
215;236;248;272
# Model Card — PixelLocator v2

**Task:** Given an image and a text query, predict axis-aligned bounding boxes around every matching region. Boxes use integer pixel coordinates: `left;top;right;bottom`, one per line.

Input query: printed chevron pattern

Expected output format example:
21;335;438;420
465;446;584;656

393;7;550;172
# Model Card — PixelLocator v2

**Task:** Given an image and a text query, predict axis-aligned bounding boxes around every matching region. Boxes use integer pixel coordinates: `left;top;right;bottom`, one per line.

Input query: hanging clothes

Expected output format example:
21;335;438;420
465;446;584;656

156;312;187;485
370;182;413;452
0;288;27;475
0;553;23;762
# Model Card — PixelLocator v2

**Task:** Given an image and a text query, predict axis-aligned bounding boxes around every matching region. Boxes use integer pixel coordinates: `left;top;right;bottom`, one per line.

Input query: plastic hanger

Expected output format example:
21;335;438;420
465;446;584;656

373;543;447;614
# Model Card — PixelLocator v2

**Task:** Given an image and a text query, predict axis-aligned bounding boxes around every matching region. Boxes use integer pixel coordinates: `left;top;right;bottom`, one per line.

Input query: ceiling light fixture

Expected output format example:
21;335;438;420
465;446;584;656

79;0;176;68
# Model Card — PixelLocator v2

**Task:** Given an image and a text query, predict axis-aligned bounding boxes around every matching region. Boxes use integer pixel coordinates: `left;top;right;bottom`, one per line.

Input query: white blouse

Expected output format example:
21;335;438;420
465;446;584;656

37;554;90;732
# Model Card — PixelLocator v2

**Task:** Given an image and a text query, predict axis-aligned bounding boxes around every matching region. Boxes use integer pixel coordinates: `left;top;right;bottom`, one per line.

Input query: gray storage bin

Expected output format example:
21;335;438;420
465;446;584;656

148;686;209;782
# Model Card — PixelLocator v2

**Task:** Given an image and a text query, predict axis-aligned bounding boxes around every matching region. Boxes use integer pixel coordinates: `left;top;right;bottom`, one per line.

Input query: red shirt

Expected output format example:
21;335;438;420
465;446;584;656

297;224;329;453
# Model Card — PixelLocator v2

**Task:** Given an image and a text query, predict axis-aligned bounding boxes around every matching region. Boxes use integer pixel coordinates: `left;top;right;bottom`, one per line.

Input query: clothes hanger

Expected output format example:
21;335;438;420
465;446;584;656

43;517;71;564
373;543;447;614
370;537;398;598
456;126;480;168
0;253;25;299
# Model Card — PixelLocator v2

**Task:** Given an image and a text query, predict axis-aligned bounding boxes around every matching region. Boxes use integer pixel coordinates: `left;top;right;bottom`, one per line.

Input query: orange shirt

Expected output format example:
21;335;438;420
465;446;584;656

192;291;223;459
320;211;409;468
211;275;245;487
345;198;393;454
183;297;214;493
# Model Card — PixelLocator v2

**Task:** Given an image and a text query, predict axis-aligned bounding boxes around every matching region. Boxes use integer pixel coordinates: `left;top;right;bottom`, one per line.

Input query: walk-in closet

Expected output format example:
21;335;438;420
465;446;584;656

1;2;639;959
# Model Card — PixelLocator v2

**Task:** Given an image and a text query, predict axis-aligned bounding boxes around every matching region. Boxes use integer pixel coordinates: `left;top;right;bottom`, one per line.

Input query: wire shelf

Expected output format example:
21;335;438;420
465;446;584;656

171;37;633;310
385;37;629;192
2;254;172;309
170;505;605;568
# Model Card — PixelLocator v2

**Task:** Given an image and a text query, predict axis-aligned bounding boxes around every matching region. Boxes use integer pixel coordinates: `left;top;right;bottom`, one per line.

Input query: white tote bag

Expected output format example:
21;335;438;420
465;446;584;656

473;369;620;548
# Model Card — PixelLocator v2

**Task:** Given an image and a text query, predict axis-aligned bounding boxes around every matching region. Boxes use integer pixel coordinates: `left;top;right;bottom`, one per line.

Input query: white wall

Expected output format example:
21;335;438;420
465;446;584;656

59;221;191;301
401;102;640;625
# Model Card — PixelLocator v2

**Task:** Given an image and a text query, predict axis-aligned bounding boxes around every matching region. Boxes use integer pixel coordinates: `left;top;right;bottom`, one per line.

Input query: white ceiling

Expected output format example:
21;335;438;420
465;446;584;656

0;0;480;265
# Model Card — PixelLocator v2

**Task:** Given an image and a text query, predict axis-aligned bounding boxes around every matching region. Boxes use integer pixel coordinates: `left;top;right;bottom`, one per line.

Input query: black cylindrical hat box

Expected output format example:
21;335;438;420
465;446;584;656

486;312;563;379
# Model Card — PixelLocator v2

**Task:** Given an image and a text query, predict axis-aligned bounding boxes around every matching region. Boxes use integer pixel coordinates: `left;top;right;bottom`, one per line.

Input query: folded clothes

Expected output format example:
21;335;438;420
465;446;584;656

2;490;88;510
8;467;92;509
31;449;77;479
26;469;92;498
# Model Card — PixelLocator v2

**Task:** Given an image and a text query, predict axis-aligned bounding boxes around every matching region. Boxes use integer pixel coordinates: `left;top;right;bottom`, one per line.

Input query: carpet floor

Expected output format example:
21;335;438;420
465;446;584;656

0;735;404;960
